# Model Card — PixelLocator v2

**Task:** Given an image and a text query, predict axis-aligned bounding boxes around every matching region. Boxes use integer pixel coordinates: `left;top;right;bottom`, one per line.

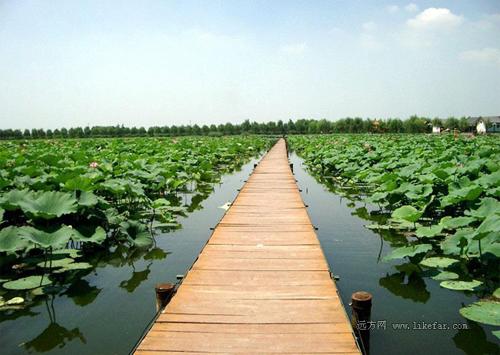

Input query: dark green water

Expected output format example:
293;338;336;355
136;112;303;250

290;153;499;355
1;153;498;355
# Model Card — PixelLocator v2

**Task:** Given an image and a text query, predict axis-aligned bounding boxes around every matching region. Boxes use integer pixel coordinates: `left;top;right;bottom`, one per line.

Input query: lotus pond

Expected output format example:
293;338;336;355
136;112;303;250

289;134;500;347
0;137;272;334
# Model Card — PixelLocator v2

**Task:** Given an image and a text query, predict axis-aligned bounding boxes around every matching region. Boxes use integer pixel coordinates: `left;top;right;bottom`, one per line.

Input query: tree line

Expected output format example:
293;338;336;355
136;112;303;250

0;116;475;139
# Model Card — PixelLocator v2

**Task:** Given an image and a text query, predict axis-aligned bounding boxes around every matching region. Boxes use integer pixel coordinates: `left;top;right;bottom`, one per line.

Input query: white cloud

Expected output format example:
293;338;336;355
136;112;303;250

386;5;399;14
407;8;464;31
460;48;500;67
362;21;377;31
405;3;418;13
280;42;307;55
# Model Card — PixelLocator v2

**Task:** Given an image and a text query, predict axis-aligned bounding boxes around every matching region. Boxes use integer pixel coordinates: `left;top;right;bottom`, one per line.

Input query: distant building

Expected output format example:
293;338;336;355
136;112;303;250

468;116;500;134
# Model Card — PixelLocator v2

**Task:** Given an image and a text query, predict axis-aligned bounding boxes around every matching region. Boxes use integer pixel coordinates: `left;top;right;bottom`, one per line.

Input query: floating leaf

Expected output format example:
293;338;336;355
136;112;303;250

431;271;459;281
391;205;422;223
459;301;500;326
440;280;482;291
415;225;443;238
383;244;432;261
420;257;458;268
37;258;74;269
493;330;500;340
53;249;81;258
53;262;92;273
494;288;500;299
3;275;52;290
5;297;24;305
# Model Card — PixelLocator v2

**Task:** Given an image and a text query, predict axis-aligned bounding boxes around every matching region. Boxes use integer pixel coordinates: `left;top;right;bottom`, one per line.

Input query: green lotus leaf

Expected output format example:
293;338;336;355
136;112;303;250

431;271;459;281
132;232;154;247
439;216;475;229
0;226;32;252
472;214;500;240
441;185;483;208
70;226;106;244
465;197;500;220
420;257;458;268
22;226;73;248
440;280;482;291
18;191;77;219
415;225;443;238
37;257;74;268
383;244;432;261
493;330;500;340
64;176;94;191
391;205;422;223
459;301;500;326
78;191;98;207
493;288;500;299
2;275;52;290
53;262;92;273
0;189;34;210
0;207;4;222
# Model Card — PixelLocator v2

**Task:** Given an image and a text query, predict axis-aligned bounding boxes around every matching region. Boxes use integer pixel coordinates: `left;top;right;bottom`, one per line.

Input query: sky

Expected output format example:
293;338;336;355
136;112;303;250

0;0;500;130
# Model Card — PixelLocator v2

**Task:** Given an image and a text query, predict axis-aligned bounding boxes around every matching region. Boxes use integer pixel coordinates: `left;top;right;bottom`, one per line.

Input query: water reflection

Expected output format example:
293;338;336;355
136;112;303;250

63;279;101;307
453;320;499;354
24;297;85;353
379;272;430;303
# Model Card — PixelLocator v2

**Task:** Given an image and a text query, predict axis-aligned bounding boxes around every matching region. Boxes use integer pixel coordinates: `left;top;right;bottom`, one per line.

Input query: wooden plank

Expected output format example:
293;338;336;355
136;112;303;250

135;138;360;354
138;332;359;353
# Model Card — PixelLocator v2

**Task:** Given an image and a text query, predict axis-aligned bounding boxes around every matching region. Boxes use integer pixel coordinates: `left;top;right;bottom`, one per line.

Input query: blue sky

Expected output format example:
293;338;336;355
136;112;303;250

1;0;499;129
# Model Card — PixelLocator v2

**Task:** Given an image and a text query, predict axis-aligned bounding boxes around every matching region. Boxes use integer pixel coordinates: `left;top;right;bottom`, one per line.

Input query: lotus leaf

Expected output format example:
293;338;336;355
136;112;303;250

415;225;443;238
18;191;77;219
383;244;432;261
391;206;422;223
3;275;52;290
431;271;459;281
440;280;482;291
459;301;500;326
420;257;458;268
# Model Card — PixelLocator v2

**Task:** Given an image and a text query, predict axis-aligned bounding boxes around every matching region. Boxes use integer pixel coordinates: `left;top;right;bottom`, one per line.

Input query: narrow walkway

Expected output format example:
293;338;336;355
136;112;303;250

136;139;361;354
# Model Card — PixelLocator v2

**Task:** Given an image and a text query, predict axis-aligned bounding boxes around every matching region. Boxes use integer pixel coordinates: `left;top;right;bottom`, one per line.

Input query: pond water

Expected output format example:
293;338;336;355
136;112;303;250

290;152;499;355
0;157;260;355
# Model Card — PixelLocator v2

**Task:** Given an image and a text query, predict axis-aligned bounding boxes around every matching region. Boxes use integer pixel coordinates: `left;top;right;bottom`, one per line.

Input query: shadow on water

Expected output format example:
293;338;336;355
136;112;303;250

289;152;499;355
0;156;261;355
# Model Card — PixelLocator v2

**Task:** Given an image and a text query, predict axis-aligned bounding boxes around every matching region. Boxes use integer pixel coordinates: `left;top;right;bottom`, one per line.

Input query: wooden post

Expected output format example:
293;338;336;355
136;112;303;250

289;163;293;172
351;291;372;355
155;283;175;311
253;163;258;168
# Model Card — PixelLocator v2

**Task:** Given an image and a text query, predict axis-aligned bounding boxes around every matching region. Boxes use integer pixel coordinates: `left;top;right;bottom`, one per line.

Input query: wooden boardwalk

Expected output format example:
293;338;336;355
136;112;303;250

136;139;361;354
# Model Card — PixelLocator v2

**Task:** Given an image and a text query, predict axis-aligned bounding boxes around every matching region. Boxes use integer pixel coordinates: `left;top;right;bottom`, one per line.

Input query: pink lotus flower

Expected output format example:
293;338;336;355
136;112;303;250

89;161;99;168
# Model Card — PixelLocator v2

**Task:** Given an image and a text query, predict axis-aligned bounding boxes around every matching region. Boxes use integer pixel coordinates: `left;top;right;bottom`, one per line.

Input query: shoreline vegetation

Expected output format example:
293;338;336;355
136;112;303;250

0;116;497;139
